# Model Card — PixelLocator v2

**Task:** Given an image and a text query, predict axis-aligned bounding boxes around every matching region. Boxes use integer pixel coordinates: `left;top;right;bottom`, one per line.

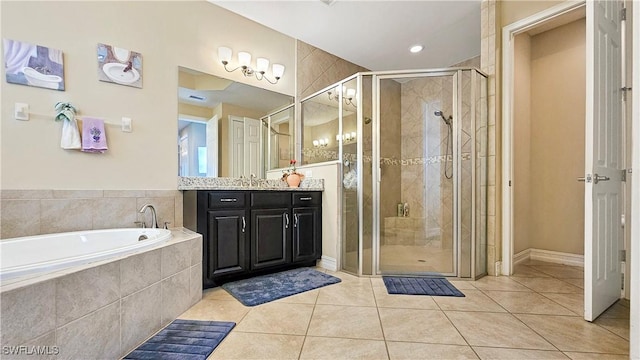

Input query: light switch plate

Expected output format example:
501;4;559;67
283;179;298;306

121;117;132;132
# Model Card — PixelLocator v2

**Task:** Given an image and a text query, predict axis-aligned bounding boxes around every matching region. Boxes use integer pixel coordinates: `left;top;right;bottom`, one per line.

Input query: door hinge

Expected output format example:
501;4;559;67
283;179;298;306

621;169;627;182
620;249;626;262
621;7;627;21
621;87;631;101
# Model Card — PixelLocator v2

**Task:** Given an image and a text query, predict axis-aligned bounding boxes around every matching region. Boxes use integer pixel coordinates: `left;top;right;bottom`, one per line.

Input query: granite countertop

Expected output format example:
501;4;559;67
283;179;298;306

178;176;324;191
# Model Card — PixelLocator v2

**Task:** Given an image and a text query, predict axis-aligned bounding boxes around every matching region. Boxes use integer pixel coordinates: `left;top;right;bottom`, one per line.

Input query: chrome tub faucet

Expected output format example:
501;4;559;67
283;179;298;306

138;204;159;229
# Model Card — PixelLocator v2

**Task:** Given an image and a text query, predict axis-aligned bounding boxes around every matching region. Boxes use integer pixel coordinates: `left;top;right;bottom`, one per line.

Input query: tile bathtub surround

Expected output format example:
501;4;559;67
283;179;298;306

0;189;184;239
0;229;202;359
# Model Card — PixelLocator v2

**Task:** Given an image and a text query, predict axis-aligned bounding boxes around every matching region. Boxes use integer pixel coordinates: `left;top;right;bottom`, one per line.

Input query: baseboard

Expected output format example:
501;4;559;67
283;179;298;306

318;256;337;272
514;249;531;266
516;248;584;268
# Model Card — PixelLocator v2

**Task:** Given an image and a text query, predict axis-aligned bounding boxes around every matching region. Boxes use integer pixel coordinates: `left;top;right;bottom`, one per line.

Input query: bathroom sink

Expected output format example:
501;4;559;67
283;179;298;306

102;62;140;85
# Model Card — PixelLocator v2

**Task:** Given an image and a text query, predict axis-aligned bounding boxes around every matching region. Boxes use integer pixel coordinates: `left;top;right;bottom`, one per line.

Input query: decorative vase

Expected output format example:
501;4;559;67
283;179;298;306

286;173;302;188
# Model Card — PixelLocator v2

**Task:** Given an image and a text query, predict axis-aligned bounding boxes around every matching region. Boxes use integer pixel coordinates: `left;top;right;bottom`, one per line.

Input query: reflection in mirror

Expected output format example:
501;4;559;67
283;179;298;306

301;80;357;165
177;66;294;178
262;105;295;173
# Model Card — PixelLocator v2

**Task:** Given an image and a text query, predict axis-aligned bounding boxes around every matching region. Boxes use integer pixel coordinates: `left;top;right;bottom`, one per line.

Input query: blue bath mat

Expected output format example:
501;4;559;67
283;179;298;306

383;276;465;297
222;267;341;306
124;319;235;360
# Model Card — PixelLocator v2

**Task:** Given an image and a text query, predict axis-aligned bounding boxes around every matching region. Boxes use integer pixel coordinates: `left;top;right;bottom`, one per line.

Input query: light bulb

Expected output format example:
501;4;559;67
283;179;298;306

313;140;319;147
256;58;269;73
218;47;232;63
238;52;251;67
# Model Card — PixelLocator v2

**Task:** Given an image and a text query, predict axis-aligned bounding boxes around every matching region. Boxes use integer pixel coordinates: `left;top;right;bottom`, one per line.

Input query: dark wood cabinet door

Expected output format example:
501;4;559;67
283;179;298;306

251;208;290;270
207;209;248;277
292;207;321;263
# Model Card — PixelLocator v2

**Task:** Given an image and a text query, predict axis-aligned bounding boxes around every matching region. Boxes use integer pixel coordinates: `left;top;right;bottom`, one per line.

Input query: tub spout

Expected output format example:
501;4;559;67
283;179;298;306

138;204;159;229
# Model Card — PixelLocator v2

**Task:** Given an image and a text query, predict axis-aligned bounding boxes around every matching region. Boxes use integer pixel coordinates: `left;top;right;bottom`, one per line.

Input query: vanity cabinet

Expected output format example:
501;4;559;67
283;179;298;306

183;190;322;288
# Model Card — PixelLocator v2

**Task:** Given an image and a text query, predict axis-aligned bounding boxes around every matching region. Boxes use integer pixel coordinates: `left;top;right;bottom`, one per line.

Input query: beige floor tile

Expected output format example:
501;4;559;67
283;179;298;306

600;301;631;319
317;282;376;307
370;277;386;288
515;314;628;354
472;347;569;359
208;332;304;360
449;280;478;290
471;276;531;292
511;277;582;293
594;317;630;340
373;286;439;309
432;289;506;312
446;311;555;350
563;352;629;360
483;291;577;316
307;305;384;340
387;342;478;359
274;289;319;304
530;265;584;279
560;278;584;289
300;337;388;360
379;308;467;345
512;264;552;278
202;287;236;301
179;299;249;323
540;293;584;316
234;302;314;335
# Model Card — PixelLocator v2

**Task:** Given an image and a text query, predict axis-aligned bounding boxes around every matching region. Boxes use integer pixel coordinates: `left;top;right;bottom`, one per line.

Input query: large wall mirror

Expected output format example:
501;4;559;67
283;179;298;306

178;66;294;178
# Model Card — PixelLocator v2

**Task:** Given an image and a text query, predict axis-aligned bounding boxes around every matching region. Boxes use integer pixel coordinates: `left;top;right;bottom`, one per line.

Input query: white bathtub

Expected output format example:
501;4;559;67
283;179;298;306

0;228;172;281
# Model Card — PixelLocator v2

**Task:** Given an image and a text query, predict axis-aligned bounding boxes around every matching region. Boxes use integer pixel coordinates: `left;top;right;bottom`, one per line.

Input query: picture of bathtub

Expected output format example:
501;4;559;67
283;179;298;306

97;43;143;88
3;38;65;91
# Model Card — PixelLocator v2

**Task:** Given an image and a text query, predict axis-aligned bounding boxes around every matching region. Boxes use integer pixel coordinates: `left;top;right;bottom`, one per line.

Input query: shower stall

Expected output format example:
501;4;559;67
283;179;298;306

302;68;488;279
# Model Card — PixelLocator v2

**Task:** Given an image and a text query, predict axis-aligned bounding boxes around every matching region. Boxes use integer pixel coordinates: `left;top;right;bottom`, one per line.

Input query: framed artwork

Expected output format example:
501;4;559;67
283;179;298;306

97;43;142;88
3;39;65;91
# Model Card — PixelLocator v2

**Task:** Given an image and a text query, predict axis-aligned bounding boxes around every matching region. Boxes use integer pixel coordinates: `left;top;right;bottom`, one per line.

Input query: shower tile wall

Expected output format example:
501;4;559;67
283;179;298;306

0;190;183;239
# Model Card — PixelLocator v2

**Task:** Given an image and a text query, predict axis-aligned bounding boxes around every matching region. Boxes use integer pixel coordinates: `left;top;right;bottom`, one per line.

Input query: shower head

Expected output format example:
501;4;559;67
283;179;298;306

434;110;452;126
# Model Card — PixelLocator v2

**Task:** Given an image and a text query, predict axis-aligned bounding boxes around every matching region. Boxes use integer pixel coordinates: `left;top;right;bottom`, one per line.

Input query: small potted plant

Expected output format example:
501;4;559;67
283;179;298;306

282;159;304;188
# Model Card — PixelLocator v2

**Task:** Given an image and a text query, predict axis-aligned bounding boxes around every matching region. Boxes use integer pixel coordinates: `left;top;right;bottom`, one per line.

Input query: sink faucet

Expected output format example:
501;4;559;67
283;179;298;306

138;204;159;229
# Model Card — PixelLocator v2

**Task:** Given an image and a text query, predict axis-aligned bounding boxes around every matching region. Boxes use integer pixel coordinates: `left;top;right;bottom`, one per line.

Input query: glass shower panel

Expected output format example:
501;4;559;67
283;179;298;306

265;105;295;171
300;89;339;166
459;70;473;278
377;73;456;275
341;78;360;275
475;72;488;277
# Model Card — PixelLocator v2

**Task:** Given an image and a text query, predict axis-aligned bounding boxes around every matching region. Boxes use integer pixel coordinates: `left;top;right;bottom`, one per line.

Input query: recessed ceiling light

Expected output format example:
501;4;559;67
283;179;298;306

409;45;424;53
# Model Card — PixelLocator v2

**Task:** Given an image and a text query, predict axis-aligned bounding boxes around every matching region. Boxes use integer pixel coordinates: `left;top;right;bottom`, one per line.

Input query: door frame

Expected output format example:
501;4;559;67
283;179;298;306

630;1;639;357
501;0;586;276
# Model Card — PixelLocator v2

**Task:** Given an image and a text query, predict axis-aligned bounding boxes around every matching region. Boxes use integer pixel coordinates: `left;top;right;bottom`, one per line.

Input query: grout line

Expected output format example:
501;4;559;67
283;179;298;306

371;278;391;360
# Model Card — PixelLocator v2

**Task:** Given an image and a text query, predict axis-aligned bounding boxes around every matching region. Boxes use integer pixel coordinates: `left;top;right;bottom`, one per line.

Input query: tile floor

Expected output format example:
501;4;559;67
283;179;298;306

178;260;630;359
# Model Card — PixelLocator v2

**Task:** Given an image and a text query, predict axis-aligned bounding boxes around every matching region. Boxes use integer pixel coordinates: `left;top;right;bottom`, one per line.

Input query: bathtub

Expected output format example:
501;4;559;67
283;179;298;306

0;228;172;281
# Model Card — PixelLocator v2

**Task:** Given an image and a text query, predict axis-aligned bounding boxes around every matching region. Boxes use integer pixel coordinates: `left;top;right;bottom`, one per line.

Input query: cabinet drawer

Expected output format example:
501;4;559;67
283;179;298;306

208;192;246;208
292;192;321;206
251;192;291;208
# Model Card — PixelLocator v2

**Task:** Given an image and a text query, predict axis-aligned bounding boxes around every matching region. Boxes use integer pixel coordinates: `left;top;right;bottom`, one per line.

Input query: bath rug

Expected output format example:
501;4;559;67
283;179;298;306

222;267;341;306
124;319;235;360
383;276;465;297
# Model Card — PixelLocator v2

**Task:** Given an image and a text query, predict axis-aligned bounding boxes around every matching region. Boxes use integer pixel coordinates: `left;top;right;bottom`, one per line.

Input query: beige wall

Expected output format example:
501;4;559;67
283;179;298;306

501;0;565;27
1;1;295;190
529;19;585;255
513;33;532;253
178;103;213;119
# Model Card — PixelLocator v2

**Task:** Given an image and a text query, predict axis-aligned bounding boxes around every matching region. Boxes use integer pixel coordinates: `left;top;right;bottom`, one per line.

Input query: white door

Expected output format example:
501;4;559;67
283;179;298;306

584;0;624;321
206;115;218;177
230;116;244;177
244;118;262;177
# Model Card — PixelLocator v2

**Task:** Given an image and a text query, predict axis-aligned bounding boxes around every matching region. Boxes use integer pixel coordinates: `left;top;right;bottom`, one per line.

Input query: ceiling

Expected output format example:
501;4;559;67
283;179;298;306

208;0;481;71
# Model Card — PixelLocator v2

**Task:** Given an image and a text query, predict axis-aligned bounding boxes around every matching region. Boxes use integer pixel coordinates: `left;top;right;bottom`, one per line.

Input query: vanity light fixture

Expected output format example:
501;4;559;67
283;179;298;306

328;85;356;106
313;138;329;148
217;46;285;84
336;132;357;143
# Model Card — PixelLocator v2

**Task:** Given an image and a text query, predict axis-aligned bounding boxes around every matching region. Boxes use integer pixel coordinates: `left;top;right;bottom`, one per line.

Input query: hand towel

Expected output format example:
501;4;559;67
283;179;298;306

81;117;108;153
60;115;81;150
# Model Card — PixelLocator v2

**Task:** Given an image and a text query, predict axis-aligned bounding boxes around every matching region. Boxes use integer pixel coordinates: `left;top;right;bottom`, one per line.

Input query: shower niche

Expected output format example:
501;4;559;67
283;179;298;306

301;68;488;279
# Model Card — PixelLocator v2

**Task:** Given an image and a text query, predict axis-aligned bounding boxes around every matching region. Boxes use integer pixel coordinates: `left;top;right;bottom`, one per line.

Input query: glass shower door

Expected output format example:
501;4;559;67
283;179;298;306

376;73;457;276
